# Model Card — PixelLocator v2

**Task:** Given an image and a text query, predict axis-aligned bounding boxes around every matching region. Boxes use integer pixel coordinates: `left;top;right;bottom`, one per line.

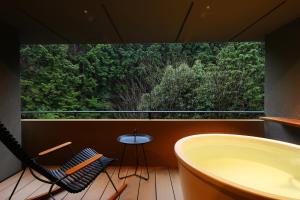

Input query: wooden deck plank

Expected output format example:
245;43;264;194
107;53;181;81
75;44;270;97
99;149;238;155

80;167;115;200
100;166;128;200
11;178;44;200
63;185;91;200
0;166;182;200
8;170;67;200
27;184;60;199
156;167;175;200
169;169;184;200
0;169;35;199
53;190;68;199
137;167;156;200
0;170;24;192
26;183;49;198
119;167;142;200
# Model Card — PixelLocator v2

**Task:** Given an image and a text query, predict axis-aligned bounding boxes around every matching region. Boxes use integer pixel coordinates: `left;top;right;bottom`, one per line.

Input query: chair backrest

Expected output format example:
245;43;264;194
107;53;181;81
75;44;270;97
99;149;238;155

0;121;57;181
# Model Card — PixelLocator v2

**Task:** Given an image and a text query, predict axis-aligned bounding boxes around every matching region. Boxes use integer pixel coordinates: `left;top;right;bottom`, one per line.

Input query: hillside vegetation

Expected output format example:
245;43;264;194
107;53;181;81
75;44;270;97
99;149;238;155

20;42;264;119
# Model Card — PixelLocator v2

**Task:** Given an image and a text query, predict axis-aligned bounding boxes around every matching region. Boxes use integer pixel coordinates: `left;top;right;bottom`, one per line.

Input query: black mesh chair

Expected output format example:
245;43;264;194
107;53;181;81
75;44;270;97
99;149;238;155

0;122;127;200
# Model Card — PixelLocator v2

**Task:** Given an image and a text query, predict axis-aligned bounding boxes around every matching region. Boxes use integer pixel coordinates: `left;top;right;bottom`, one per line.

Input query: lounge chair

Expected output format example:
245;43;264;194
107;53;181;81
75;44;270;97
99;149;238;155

0;121;127;200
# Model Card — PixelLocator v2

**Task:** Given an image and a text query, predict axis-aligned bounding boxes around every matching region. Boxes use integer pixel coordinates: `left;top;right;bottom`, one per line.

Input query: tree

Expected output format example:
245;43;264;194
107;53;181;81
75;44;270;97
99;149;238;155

20;42;264;119
139;64;198;118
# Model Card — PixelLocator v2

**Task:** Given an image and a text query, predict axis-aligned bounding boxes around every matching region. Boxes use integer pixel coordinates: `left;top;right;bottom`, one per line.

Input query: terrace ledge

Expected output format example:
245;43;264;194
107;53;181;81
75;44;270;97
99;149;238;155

21;119;263;122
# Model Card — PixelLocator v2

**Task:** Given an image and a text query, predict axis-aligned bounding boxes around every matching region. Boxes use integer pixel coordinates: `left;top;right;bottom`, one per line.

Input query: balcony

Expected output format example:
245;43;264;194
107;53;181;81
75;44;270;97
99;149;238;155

1;1;300;200
1;116;264;199
21;113;264;167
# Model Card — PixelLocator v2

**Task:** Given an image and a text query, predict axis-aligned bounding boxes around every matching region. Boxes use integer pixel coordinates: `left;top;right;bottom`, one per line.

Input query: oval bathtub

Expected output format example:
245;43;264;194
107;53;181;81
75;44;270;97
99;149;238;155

175;134;300;200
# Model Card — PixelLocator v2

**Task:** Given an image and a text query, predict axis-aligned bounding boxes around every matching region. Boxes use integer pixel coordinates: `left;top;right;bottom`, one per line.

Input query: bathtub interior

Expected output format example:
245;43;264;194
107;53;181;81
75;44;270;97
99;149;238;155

178;134;300;199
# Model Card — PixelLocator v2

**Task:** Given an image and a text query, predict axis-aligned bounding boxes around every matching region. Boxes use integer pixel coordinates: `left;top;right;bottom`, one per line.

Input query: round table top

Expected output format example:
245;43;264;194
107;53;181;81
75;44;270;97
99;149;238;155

117;134;153;144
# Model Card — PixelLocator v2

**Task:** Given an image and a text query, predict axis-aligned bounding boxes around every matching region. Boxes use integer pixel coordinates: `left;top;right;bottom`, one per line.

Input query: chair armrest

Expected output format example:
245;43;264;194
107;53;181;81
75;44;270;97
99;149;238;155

65;154;103;175
38;142;72;157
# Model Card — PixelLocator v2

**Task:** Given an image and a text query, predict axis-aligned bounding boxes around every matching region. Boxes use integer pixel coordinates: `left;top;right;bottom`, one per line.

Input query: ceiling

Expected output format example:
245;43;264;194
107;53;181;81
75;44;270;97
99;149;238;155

0;0;300;43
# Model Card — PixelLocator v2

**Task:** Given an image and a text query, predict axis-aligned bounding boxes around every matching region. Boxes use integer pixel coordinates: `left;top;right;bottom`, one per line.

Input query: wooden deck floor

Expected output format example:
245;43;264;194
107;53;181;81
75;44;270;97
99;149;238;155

0;167;183;200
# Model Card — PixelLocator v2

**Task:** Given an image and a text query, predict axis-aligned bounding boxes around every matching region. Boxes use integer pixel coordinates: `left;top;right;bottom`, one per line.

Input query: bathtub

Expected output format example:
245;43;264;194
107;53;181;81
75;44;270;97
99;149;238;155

175;134;300;200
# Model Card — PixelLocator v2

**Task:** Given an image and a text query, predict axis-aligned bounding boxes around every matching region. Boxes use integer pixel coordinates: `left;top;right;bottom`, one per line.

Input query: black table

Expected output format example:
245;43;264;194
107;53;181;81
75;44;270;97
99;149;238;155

117;133;153;180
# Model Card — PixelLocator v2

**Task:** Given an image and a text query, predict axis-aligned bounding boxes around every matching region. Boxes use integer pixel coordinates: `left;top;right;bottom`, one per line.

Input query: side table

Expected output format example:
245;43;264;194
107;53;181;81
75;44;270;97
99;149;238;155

117;133;153;180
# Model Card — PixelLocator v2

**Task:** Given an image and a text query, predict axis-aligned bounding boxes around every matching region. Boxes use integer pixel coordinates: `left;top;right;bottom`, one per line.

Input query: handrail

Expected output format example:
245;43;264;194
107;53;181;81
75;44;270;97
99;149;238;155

21;110;264;119
22;110;264;114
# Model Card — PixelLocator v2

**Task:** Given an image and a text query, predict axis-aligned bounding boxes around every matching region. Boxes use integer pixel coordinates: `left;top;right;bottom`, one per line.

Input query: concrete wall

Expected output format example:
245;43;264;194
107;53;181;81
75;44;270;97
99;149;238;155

22;119;264;168
0;24;21;181
265;18;300;144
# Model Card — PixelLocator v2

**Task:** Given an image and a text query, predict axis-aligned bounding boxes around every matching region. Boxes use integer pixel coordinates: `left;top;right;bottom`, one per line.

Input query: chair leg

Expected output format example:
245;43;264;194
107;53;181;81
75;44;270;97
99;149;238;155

48;184;56;200
9;167;26;200
105;170;127;200
105;170;118;192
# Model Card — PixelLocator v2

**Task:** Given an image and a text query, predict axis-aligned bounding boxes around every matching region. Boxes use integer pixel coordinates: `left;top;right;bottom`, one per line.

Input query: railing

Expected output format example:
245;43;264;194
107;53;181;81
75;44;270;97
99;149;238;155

21;110;265;119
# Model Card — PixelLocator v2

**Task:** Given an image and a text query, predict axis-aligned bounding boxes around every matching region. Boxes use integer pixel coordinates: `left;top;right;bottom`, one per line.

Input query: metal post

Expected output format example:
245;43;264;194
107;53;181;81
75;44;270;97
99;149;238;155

148;112;152;119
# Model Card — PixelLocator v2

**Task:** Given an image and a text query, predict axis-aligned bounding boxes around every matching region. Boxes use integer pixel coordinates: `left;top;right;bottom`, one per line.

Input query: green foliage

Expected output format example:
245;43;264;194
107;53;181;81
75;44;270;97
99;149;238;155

139;64;198;111
20;42;264;119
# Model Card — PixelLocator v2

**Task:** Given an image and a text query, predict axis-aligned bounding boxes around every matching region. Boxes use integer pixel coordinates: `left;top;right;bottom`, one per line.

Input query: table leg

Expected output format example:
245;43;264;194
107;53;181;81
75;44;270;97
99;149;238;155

118;143;150;180
118;144;127;179
134;144;139;175
141;144;150;180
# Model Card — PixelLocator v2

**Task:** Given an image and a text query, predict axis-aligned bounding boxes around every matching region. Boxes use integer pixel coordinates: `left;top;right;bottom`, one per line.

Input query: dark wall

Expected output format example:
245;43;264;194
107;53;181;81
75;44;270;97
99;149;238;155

22;119;264;168
0;23;21;181
265;18;300;144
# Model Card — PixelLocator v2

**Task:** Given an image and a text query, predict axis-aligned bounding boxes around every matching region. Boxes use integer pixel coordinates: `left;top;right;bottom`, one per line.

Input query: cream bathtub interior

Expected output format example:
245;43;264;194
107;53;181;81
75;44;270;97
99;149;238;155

175;134;300;200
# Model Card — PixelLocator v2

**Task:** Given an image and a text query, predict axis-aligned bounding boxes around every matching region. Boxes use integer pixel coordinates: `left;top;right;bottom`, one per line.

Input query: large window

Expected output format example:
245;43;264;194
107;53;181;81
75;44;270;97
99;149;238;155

20;42;264;119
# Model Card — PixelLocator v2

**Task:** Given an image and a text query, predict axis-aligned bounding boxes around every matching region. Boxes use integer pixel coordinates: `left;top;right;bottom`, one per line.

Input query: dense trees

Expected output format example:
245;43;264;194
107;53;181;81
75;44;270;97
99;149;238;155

20;42;264;119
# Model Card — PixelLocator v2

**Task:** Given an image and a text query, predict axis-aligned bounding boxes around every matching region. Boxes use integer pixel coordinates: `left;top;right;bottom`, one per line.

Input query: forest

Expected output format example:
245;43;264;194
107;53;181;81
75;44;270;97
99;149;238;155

20;42;265;119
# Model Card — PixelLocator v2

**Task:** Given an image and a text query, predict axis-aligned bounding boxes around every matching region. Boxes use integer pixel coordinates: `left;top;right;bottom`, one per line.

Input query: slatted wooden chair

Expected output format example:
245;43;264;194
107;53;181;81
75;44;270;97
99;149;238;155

0;122;127;200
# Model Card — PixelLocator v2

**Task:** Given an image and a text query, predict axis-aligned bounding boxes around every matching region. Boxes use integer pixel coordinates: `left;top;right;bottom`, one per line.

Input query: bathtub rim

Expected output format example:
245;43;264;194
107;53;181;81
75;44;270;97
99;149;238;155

174;133;300;200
